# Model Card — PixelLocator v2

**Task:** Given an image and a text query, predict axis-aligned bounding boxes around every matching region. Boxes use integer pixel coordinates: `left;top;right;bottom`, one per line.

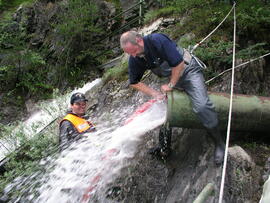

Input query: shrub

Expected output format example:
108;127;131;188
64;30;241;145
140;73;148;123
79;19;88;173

0;127;58;198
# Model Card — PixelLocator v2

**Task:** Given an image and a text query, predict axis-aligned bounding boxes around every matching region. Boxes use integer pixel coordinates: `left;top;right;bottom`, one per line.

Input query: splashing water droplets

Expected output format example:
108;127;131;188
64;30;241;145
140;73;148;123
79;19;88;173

33;100;166;203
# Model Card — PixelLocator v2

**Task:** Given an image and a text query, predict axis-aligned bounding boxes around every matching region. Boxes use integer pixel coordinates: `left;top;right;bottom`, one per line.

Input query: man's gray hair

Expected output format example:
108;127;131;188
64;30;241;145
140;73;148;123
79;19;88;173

120;31;143;48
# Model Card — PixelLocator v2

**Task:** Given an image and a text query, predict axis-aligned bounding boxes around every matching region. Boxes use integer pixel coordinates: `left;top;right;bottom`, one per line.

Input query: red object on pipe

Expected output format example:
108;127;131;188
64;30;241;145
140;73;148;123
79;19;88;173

124;99;157;125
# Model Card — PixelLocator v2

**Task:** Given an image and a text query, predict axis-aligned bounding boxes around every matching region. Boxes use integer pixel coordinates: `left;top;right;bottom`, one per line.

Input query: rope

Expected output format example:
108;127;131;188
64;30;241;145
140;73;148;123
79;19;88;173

0;141;10;152
218;2;237;203
190;3;235;54
205;52;270;84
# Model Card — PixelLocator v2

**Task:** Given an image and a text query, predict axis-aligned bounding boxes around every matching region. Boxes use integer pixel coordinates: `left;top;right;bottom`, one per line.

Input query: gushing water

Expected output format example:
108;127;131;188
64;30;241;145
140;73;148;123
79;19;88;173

32;100;166;203
2;83;167;202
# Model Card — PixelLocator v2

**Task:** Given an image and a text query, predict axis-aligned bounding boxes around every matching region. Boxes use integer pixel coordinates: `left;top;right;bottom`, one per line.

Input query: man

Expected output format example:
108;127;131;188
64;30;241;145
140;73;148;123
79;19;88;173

59;92;95;147
120;31;225;165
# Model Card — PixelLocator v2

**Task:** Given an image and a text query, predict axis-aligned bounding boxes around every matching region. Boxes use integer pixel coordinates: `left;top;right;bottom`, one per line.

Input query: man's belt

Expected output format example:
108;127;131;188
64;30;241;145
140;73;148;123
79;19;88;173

177;46;192;65
179;46;207;69
183;48;192;65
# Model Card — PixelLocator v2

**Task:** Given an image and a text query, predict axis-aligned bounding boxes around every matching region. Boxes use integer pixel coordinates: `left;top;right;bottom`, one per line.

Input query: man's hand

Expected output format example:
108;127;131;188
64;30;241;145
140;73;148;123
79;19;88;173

131;82;166;100
161;84;173;93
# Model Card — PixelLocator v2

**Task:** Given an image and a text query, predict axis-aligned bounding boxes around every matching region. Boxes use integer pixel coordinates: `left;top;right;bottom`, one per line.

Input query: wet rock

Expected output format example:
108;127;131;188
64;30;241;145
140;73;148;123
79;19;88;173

103;129;220;203
0;194;9;202
262;157;270;182
210;55;269;97
225;145;260;203
0;105;23;124
140;17;177;35
106;186;122;200
25;99;40;115
228;145;254;169
162;18;176;26
99;123;266;203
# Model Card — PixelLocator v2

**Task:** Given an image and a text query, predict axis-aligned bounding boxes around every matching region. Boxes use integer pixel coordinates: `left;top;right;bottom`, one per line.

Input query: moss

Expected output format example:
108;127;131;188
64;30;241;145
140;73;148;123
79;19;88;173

0;0;35;17
102;61;128;84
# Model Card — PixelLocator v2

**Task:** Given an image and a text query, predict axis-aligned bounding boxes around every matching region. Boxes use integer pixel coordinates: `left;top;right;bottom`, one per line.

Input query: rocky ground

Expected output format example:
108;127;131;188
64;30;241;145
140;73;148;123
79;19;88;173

82;62;270;202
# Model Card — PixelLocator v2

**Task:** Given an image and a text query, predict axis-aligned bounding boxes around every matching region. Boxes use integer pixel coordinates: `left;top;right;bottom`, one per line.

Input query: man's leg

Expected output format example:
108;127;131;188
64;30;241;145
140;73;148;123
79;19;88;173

205;126;225;165
179;64;225;165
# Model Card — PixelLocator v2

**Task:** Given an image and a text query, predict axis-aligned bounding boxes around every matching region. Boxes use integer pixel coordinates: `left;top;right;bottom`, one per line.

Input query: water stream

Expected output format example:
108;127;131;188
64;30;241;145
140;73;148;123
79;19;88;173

2;79;167;202
35;101;165;202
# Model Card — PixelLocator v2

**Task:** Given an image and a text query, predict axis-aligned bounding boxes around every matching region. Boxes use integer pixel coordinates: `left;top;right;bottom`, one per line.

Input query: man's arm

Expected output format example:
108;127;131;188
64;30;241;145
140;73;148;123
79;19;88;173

130;82;165;100
161;61;185;92
59;120;79;149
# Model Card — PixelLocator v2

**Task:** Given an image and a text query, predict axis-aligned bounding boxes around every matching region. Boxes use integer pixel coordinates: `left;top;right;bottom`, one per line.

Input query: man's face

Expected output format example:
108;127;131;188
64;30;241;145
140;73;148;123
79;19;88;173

71;101;86;116
123;39;144;57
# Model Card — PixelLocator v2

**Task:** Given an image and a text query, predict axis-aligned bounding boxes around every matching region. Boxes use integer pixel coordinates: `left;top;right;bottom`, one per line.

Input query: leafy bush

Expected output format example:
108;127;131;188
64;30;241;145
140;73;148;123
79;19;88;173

0;48;53;97
194;41;268;80
53;0;103;66
0;0;106;102
0;129;58;197
0;0;34;12
236;43;268;60
195;40;233;68
174;0;212;13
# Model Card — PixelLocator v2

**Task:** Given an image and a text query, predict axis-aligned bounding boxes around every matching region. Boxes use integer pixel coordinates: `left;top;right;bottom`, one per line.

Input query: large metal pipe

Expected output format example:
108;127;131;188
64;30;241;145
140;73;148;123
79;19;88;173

167;90;270;132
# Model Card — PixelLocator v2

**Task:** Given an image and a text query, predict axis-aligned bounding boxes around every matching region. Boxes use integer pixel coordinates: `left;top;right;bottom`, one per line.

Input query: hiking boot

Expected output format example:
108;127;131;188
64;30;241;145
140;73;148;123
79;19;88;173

207;126;225;166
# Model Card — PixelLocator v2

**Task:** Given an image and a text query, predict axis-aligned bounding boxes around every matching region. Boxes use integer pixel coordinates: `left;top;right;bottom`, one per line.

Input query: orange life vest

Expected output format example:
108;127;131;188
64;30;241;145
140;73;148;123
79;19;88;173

62;113;93;133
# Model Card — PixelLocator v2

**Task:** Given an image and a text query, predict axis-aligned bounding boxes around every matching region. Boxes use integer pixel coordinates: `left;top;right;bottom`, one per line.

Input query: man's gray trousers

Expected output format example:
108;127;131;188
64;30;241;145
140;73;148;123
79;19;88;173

175;58;218;129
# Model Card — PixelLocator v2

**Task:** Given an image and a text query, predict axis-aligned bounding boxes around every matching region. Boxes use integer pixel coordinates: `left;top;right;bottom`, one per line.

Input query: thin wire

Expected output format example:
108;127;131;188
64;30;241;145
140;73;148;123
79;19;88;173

0;141;10;152
205;52;270;84
218;2;237;203
191;3;235;53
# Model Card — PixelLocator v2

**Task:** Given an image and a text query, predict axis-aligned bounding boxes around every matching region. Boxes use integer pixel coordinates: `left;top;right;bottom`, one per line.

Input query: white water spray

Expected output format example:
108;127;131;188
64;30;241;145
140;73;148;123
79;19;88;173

26;100;166;203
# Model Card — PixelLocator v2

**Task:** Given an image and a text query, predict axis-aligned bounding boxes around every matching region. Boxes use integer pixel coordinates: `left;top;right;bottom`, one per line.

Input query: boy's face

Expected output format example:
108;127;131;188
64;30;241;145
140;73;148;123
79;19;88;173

71;101;86;116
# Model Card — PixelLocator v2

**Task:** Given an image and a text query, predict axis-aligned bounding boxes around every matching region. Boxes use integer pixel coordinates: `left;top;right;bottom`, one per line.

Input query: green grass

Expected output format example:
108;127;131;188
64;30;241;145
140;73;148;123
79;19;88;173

0;129;58;198
102;61;128;83
0;0;35;20
0;0;35;10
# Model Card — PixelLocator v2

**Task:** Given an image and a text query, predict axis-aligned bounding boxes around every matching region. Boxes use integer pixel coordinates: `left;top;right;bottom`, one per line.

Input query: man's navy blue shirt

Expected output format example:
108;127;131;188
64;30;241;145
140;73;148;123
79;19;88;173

128;33;183;84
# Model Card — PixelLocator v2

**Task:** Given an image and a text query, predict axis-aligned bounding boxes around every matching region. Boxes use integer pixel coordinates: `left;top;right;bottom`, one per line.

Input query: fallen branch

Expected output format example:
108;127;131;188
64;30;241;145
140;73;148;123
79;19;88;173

193;183;215;203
